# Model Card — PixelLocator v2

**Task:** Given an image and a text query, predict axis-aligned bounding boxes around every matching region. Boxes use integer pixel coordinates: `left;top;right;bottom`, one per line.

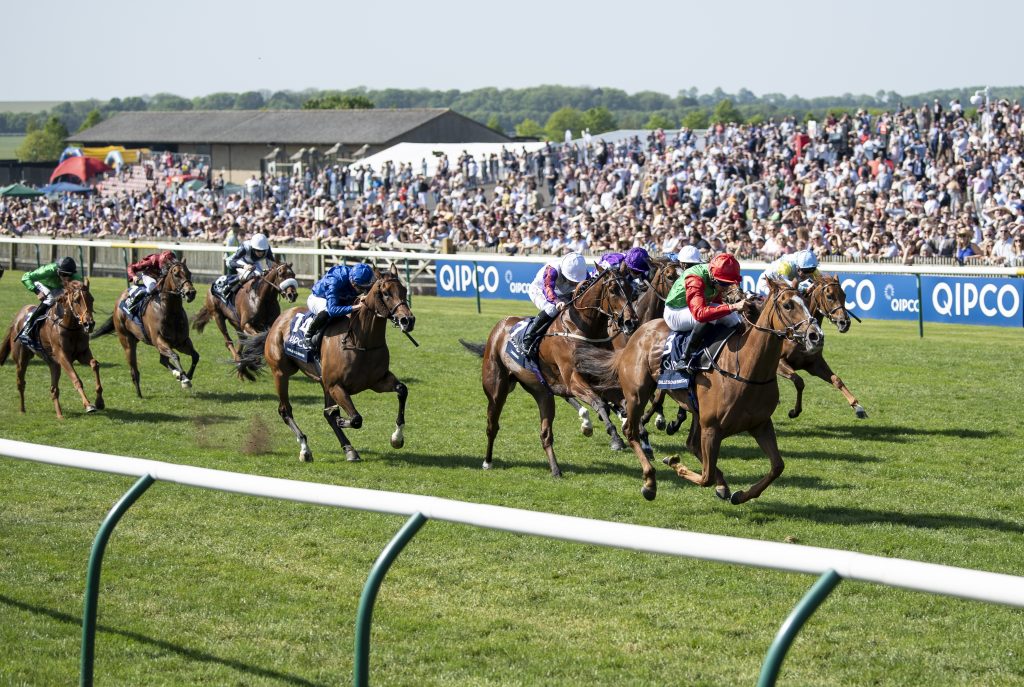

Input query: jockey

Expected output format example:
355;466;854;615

756;249;820;297
304;262;376;349
675;245;704;270
18;257;83;349
124;249;177;312
223;232;276;298
522;251;589;358
598;247;652;282
663;253;746;373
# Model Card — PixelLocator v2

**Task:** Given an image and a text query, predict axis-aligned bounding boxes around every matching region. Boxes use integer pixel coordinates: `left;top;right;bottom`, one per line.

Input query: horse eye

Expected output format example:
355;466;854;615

783;301;793;310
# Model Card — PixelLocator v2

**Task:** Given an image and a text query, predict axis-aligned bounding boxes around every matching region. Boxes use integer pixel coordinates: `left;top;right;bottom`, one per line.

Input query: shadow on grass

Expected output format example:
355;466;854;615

714;445;881;463
779;423;1002;442
0;594;323;687
753;502;1024;534
102;408;239;424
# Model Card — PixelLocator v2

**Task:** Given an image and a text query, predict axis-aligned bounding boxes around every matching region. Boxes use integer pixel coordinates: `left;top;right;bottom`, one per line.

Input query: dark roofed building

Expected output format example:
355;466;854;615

72;109;509;182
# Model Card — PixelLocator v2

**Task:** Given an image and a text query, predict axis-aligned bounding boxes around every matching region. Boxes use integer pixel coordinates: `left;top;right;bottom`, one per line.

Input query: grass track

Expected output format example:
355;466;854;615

1;272;1023;686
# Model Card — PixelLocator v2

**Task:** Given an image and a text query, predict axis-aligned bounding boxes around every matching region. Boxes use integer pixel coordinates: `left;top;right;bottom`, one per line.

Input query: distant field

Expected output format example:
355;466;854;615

0;135;25;160
0;101;60;113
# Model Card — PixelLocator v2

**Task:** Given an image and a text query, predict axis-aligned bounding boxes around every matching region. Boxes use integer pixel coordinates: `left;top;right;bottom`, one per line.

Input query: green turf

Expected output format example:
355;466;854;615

0;135;25;160
1;272;1023;686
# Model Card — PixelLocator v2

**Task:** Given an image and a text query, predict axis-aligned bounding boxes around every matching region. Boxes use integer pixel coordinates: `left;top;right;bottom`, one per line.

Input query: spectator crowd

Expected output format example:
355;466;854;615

3;99;1024;267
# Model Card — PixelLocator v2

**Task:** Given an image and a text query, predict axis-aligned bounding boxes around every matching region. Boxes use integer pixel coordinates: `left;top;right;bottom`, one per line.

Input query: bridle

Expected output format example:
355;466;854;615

160;262;195;300
569;267;639;338
740;285;817;344
806;278;859;328
258;262;299;302
54;282;93;332
364;273;418;345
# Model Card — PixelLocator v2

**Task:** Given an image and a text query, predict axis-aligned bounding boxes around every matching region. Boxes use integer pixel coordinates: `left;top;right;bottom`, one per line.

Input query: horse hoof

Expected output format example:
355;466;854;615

729;491;746;505
390;437;405;449
641;485;657;501
85;405;98;414
610;437;626;452
855;406;868;419
482;461;492;470
662;455;680;468
94;399;105;410
665;423;679;436
581;424;593;438
654;415;666;430
551;470;562;478
788;409;800;419
299;449;313;462
715;486;731;501
181;380;192;389
346;451;361;462
170;369;181;380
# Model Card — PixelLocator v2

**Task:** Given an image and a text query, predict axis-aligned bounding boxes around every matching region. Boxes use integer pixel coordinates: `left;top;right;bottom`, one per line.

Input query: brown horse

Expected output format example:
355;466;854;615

0;279;103;418
92;261;200;395
576;280;823;504
193;261;299;360
234;266;415;463
460;264;640;477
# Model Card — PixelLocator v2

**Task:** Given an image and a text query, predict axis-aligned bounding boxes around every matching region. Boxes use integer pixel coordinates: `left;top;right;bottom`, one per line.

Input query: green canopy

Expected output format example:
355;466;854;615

220;182;245;195
183;179;206;192
0;182;44;198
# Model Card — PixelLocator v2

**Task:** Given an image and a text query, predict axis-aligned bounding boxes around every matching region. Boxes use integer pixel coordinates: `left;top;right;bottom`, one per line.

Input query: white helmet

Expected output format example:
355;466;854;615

250;233;270;252
559;253;589;283
678;245;703;264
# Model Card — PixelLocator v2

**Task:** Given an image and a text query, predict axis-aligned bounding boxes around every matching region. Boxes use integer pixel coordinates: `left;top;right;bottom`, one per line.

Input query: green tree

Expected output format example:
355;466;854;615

234;91;265;109
680;109;709;129
515;118;545;139
486;114;504;133
77;109;103;132
302;94;375;110
544;106;585;142
17;115;68;161
149;93;193;111
712;98;744;124
581;106;617;134
643;112;676;129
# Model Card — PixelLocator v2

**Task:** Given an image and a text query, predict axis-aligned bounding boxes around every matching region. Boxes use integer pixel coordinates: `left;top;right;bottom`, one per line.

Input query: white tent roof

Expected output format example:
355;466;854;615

356;141;547;177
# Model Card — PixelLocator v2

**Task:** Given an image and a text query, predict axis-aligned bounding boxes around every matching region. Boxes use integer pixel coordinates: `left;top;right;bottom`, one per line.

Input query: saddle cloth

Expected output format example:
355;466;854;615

284;310;319;364
504;318;534;369
119;287;152;329
657;321;741;390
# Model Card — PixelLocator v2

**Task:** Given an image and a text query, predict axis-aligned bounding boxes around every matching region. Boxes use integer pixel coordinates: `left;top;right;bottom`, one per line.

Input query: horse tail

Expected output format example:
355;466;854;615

192;305;213;333
459;339;486;358
235;330;269;382
0;320;14;366
90;316;116;340
573;343;624;393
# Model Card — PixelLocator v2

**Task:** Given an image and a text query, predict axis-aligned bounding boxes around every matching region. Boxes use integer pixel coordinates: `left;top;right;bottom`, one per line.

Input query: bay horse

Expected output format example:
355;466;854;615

460;264;640;477
0;279;103;418
92;260;200;395
576;280;823;504
234;265;415;463
193;261;299;360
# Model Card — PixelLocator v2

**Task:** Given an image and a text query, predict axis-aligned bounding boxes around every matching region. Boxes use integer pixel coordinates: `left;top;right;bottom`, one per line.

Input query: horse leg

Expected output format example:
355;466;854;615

178;337;201;385
323;383;362;462
77;348;104;411
47;360;65;420
641;388;668;430
731;420;785;505
778;360;805;419
155;338;191;388
121;335;142;398
213;309;238;361
563;397;594;438
806;358;867;419
622;391;657;500
56;351;95;414
274;369;311;462
664;404;688;436
666;422;723;491
526;388;561;477
369;372;408;449
482;356;512;470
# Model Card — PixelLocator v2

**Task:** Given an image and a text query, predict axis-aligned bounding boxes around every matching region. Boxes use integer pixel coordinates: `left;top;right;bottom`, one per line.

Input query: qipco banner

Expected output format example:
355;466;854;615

436;259;541;300
921;275;1023;327
740;270;922;321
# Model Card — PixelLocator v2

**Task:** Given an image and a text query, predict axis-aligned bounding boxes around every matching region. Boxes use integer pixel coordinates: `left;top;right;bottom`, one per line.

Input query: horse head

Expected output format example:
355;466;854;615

162;260;197;303
807;275;851;333
367;265;415;333
60;278;95;334
573;263;641;336
648;259;681;300
268;262;299;304
759;280;824;354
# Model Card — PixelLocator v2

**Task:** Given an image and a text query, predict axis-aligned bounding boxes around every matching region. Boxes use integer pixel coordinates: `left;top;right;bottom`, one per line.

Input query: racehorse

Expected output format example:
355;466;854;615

0;279;103;418
460;264;640;477
193;261;299;360
576;280;823;504
92;260;200;395
234;265;415;463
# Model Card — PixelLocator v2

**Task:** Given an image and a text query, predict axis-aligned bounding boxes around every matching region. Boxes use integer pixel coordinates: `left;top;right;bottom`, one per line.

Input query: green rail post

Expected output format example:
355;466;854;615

404;258;412;307
354;512;427;687
757;569;841;687
122;249;131;286
917;274;924;338
78;246;85;277
35;243;41;268
473;260;481;314
81;474;155;687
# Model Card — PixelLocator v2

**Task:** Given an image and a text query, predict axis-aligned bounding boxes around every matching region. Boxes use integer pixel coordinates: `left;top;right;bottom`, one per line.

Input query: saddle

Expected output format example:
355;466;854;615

283;311;322;374
657;322;742;391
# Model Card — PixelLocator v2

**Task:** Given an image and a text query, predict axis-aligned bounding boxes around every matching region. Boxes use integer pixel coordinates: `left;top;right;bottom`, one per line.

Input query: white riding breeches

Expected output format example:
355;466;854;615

664;305;740;332
307;294;327;314
141;274;158;293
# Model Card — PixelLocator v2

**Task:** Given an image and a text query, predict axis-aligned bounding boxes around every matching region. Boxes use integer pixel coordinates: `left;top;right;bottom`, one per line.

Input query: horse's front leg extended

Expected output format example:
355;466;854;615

47;360;65;420
156;339;191;388
778;360;804;419
57;350;95;413
369;372;408;449
731;420;785;505
622;392;657;501
212;310;238;360
567;375;626;451
77;348;104;410
806;358;868;419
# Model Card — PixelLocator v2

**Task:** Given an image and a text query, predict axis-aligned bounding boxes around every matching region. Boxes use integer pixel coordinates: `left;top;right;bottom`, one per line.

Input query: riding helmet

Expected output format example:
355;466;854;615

559;253;589;283
624;247;652;276
677;245;703;265
794;249;819;271
250;233;270;252
708;253;741;284
348;263;375;290
57;257;77;276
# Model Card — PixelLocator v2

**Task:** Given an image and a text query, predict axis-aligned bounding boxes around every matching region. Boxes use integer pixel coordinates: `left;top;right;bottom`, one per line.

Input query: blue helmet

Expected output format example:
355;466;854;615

348;263;375;290
794;249;818;271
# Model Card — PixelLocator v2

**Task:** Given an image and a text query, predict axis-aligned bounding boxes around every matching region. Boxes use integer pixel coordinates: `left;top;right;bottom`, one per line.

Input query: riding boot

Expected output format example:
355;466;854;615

676;321;710;372
305;310;331;350
521;311;554;359
18;301;49;348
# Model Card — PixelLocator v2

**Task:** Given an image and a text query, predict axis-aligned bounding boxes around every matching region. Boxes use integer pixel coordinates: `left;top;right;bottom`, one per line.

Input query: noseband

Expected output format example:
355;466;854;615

370;277;411;327
742;288;817;344
162;264;194;299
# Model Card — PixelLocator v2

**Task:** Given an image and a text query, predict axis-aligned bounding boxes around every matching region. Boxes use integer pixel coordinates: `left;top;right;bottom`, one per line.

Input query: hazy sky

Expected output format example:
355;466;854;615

7;0;1022;102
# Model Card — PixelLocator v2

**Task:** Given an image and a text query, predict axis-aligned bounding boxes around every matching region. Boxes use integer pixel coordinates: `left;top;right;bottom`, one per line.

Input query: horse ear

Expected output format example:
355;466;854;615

596;263;605;274
390;263;398;275
181;257;187;266
84;277;90;289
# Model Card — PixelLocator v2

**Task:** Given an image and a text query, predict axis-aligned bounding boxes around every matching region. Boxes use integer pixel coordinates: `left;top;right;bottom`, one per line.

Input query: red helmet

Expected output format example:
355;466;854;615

708;253;741;284
159;250;177;264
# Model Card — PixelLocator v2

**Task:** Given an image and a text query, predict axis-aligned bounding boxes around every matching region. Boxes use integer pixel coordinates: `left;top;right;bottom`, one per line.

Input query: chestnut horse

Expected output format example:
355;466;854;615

92;261;199;395
576;281;823;504
193;261;299;360
460;264;640;477
234;266;415;463
0;279;103;418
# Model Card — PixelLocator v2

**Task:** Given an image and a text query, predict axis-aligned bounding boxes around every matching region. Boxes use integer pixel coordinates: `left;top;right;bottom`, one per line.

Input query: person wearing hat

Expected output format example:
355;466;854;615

123;249;180;315
756;249;821;297
222;232;276;299
675;244;704;270
304;262;376;350
663;253;747;373
521;252;589;359
17;256;83;351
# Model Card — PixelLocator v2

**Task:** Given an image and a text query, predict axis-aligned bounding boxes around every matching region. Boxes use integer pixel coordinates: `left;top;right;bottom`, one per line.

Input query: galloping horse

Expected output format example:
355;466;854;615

460;264;640;477
92;260;200;395
234;266;415;463
576;280;823;504
0;279;103;418
776;275;867;419
193;261;299;360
